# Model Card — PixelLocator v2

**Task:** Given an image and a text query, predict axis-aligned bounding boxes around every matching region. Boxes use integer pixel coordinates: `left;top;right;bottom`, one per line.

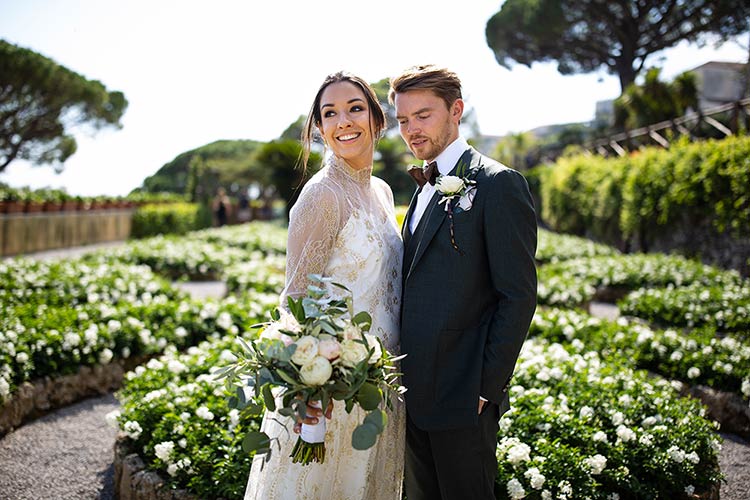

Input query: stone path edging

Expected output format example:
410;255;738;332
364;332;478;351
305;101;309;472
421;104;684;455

114;437;199;500
0;356;147;438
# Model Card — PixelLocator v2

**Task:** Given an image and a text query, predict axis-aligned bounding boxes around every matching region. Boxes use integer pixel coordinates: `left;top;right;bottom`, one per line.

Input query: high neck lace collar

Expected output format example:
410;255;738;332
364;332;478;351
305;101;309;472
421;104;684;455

329;155;372;186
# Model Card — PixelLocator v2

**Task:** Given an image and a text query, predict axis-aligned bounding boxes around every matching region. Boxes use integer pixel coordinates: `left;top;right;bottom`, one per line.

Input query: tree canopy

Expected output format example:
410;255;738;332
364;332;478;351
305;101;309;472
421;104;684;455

139;139;263;200
0;39;127;173
485;0;750;92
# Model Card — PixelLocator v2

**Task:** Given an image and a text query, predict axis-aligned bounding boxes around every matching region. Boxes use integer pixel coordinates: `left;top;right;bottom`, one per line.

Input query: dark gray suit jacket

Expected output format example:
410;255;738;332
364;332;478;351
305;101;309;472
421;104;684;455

400;147;537;431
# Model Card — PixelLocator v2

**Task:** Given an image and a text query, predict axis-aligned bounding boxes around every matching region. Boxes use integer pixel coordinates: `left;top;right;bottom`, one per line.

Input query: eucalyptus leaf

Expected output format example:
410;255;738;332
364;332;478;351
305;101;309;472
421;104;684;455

236;386;247;404
357;382;382;411
318;320;337;335
244;402;265;416
364;409;388;432
242;431;271;453
258;368;274;386
352;311;372;329
276;368;298;386
307;285;327;296
262;384;276;412
352;422;379;450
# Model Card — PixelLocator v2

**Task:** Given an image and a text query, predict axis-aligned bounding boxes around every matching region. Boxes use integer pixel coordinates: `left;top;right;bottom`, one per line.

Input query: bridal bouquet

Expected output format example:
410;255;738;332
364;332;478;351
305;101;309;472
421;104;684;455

215;275;405;465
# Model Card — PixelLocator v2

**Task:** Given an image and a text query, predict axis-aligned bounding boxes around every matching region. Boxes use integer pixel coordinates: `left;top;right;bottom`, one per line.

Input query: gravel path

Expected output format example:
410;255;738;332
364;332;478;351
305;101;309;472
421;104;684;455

0;393;119;500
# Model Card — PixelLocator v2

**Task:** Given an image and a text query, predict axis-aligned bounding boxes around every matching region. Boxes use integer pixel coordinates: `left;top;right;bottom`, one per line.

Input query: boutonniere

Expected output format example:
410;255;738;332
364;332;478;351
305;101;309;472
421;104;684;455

434;161;477;255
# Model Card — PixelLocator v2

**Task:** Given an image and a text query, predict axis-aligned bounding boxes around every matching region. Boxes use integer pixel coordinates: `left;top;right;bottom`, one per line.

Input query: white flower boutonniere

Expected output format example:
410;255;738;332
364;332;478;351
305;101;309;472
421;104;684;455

434;161;477;254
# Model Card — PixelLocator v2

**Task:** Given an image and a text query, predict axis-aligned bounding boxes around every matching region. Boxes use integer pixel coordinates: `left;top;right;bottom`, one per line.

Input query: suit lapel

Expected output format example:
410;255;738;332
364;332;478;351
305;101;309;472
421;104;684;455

405;148;481;282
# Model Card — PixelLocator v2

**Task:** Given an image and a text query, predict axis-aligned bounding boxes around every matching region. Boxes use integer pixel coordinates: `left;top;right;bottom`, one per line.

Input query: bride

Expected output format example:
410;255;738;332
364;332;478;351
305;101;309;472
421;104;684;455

244;72;405;499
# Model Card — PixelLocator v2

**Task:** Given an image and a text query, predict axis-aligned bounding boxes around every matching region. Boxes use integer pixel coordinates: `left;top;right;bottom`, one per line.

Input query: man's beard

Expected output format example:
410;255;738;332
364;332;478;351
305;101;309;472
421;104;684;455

410;129;452;162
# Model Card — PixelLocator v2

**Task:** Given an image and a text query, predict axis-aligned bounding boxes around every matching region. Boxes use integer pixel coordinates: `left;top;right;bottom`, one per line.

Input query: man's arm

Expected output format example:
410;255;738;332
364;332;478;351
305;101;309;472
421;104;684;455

480;167;537;404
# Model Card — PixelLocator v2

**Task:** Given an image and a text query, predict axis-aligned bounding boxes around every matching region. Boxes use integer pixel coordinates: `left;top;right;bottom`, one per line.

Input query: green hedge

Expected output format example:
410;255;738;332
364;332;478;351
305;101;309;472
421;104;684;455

537;136;750;245
131;203;212;238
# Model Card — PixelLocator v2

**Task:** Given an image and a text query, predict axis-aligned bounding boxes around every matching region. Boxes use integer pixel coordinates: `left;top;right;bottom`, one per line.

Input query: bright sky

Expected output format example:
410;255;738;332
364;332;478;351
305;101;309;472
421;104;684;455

1;0;747;196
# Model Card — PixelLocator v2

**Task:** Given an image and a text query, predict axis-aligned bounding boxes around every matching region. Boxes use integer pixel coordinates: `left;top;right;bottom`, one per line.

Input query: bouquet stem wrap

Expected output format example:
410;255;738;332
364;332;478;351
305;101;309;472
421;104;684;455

291;400;326;464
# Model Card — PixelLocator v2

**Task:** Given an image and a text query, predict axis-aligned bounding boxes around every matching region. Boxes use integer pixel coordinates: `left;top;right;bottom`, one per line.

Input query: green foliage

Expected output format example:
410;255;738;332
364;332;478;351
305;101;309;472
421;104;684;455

539;136;750;247
373;135;413;205
257;139;320;217
540;154;626;242
485;0;750;91
614;68;698;130
130;202;211;239
139;140;263;198
0;39;127;172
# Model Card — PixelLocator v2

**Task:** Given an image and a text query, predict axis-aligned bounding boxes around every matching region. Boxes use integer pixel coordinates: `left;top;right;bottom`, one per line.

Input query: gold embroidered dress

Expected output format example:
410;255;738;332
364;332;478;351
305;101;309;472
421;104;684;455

244;155;405;500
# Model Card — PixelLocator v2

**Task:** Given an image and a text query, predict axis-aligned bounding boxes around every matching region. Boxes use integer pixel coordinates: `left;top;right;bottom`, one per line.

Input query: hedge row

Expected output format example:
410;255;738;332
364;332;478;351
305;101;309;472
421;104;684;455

537;136;750;252
130;202;213;239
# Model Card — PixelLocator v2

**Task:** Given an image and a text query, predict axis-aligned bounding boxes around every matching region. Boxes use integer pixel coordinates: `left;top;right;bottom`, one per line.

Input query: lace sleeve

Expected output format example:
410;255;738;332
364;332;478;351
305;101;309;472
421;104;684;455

372;177;397;221
281;180;341;302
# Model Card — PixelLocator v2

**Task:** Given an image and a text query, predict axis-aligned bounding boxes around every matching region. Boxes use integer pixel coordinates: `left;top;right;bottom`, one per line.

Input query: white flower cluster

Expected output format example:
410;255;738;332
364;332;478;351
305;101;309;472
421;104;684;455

260;313;383;387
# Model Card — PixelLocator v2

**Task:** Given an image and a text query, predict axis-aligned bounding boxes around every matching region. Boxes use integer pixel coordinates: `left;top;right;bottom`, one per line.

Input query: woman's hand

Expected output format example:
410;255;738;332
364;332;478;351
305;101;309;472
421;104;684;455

293;399;334;434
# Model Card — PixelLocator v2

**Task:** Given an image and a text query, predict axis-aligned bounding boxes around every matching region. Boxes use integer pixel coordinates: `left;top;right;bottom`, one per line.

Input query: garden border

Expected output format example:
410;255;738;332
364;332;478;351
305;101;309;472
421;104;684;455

114;437;200;500
0;356;147;437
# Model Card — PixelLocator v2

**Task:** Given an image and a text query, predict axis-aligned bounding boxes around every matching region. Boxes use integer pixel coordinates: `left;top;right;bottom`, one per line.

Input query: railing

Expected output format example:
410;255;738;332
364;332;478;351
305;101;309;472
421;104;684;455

587;98;750;156
0;208;135;257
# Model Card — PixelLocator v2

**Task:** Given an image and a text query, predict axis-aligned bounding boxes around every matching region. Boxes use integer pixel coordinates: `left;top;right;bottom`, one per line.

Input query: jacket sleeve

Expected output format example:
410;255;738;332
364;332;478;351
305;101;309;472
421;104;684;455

480;167;537;404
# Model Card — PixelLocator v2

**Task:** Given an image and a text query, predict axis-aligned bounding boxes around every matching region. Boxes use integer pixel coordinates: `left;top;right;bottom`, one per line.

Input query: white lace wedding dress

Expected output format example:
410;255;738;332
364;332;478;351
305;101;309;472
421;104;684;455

244;155;405;500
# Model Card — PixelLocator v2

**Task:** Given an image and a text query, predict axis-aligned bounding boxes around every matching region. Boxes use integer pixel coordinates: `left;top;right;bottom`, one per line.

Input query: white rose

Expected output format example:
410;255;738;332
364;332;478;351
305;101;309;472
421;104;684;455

196;406;214;421
341;324;363;341
340;339;369;367
154;440;175;462
277;309;302;333
124;420;143;439
365;334;382;364
300;356;333;386
99;348;114;364
584;454;607;474
507;442;531;465
291;336;319;366
318;338;341;360
105;409;121;429
524;467;545;489
436;175;465;194
506;478;526;500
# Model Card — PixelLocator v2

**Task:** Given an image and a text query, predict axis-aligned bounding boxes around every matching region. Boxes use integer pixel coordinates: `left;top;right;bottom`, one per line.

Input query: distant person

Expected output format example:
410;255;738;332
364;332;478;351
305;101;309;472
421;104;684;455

212;187;231;226
237;191;251;223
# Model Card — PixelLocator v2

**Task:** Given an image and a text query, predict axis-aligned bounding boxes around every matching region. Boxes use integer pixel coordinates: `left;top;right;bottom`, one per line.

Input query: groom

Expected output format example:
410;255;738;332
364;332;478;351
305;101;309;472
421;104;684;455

390;65;537;499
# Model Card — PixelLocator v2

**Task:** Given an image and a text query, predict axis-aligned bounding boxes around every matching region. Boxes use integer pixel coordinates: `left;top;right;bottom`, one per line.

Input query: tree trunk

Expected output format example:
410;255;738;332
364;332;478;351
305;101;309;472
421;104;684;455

616;60;637;94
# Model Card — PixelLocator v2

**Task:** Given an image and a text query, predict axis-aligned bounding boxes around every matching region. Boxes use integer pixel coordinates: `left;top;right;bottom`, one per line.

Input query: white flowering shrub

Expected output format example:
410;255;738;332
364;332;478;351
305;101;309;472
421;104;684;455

538;253;741;308
189;222;287;255
620;281;750;334
223;254;285;294
536;229;618;264
0;254;277;404
495;339;722;499
530;308;750;403
96;237;250;281
113;337;262;499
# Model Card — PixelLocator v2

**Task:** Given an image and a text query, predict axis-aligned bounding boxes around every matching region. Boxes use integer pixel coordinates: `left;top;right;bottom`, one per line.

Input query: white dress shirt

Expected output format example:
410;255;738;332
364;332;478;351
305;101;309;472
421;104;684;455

408;136;470;234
